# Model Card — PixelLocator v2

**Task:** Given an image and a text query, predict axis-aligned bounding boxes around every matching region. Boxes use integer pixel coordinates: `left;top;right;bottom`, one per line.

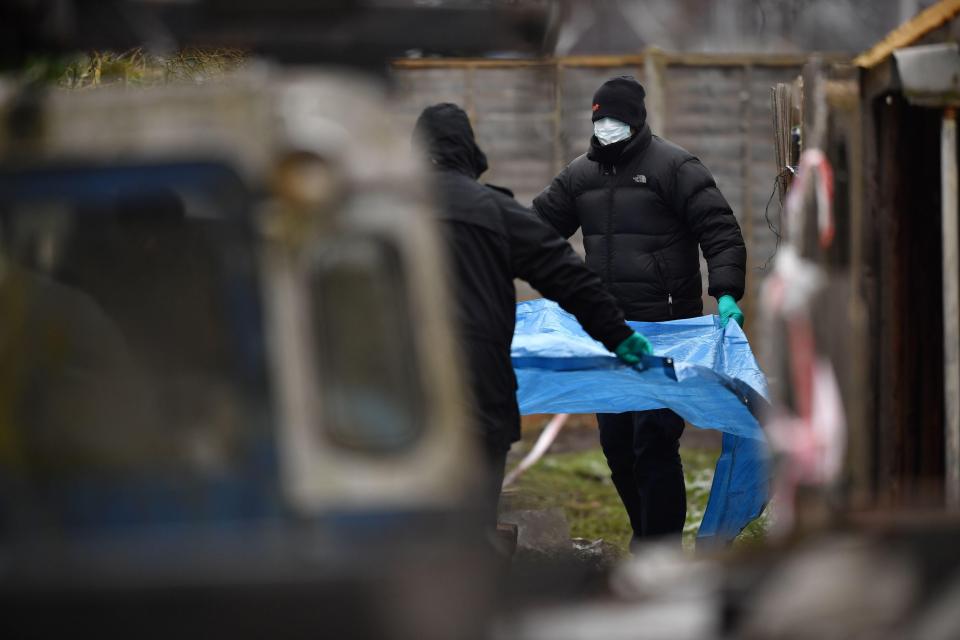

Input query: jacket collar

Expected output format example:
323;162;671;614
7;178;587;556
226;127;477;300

587;122;652;168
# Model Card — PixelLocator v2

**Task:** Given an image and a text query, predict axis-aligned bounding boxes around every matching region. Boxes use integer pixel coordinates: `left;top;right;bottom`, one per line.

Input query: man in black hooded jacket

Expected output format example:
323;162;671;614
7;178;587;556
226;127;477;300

414;103;652;517
533;77;747;543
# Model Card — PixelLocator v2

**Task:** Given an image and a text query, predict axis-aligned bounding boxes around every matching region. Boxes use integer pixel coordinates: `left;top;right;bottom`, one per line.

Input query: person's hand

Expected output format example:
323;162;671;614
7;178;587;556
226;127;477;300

614;331;653;365
717;294;744;328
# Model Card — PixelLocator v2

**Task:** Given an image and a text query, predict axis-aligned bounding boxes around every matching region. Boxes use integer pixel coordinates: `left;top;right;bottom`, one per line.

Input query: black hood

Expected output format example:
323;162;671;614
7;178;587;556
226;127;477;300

414;103;489;179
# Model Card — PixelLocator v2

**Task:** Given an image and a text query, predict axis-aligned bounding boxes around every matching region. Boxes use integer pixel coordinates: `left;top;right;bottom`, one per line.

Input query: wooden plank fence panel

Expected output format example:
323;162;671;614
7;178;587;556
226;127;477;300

390;56;805;311
472;66;556;204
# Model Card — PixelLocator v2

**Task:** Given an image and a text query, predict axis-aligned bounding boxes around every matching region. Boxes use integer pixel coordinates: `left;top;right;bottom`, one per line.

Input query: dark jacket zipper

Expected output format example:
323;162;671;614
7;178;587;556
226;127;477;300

653;253;674;318
605;165;615;285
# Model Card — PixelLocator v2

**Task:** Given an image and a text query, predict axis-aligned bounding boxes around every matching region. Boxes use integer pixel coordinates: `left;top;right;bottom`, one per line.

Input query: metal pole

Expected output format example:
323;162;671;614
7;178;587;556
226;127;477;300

942;107;960;508
502;414;569;489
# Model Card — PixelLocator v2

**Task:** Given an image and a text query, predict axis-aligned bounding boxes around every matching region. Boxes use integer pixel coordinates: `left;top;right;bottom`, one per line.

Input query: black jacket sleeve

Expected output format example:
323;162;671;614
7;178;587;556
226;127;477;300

672;158;747;300
494;192;633;351
532;165;580;239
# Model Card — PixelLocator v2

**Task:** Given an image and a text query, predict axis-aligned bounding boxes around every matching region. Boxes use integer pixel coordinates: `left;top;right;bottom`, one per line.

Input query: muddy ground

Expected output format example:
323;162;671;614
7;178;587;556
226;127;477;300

502;414;765;555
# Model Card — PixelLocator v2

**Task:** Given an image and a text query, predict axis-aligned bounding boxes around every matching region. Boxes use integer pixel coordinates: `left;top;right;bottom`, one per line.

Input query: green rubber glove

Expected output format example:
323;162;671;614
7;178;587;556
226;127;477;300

717;294;744;328
614;331;653;365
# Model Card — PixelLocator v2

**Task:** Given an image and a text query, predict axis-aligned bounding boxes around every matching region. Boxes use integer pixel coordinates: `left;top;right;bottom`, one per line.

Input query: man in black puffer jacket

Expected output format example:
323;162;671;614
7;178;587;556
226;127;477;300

534;76;746;544
414;103;653;519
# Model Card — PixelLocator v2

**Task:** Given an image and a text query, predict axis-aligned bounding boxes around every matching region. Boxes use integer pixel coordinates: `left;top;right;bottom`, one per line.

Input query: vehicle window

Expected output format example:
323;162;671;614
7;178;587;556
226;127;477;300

0;163;276;529
309;235;425;454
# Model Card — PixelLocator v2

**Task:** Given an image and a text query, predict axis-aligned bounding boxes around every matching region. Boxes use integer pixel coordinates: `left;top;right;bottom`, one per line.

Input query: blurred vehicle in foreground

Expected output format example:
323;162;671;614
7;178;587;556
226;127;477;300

0;69;494;639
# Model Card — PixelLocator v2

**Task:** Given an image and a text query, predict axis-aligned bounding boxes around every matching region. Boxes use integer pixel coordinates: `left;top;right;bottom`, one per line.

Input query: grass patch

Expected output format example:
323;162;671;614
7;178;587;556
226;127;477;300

62;49;246;89
501;446;767;553
17;48;246;89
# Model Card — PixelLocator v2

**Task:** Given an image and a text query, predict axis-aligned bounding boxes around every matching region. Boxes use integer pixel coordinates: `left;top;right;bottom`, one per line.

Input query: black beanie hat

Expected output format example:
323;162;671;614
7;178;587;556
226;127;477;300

591;76;647;129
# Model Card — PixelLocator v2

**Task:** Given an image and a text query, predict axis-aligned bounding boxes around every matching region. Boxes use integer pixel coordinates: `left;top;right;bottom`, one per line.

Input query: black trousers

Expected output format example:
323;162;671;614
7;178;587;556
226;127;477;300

597;409;687;544
479;434;510;526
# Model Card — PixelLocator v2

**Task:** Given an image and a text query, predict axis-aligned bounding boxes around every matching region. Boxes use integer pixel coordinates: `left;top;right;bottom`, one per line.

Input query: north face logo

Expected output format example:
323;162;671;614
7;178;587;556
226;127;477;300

633;174;647;183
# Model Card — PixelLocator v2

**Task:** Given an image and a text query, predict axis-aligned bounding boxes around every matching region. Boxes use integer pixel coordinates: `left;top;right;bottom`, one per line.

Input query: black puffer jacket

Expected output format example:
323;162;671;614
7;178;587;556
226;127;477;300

415;104;633;448
533;124;746;321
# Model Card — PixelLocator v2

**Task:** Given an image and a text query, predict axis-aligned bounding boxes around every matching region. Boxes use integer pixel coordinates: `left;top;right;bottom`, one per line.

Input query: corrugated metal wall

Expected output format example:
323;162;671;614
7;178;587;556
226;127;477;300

392;55;803;318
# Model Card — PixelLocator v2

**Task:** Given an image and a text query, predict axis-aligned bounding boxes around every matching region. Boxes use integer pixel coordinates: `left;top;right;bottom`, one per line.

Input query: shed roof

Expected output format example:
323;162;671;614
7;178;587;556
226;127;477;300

854;0;960;68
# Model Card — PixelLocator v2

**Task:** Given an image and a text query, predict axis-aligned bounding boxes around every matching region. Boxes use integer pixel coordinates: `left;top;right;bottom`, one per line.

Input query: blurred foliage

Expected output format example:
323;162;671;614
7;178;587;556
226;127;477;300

18;55;80;85
502;445;768;554
15;48;247;89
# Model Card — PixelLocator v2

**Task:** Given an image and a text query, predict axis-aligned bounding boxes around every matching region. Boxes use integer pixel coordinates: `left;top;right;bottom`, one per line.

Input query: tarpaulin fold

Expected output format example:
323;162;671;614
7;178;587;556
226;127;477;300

512;299;770;545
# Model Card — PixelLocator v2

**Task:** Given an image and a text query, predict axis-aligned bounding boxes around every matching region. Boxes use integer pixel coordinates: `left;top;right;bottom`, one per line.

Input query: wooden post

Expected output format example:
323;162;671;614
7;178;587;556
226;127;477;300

643;47;667;135
465;66;476;124
843;77;871;509
553;62;564;174
741;64;755;328
943;106;960;508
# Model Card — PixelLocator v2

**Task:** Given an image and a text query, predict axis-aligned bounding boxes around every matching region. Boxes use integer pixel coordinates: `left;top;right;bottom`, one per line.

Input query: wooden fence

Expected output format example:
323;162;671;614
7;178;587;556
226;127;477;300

391;52;825;320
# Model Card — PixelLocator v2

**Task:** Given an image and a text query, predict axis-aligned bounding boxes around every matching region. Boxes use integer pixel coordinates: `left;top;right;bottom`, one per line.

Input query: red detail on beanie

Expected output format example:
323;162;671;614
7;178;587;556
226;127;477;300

592;103;600;112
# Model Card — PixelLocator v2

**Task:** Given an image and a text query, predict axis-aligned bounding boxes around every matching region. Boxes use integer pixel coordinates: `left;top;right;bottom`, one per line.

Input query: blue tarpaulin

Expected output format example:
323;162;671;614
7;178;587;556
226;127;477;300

511;299;770;546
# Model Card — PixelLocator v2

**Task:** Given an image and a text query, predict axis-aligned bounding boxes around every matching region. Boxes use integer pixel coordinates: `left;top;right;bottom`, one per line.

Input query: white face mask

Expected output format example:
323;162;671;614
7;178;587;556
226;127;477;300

593;117;632;146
